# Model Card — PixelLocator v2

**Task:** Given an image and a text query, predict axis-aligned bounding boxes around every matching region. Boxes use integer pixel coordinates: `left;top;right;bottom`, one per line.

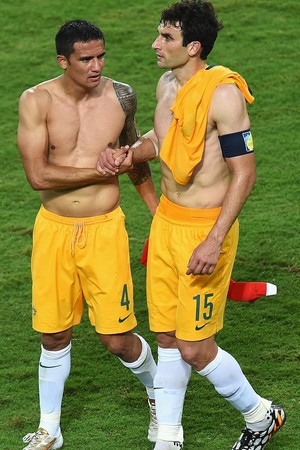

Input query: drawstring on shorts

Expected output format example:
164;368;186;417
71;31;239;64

70;222;86;256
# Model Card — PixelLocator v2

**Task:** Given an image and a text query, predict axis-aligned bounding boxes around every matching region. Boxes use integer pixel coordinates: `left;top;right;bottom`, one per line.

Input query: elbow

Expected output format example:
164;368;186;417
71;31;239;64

236;169;256;198
26;174;48;191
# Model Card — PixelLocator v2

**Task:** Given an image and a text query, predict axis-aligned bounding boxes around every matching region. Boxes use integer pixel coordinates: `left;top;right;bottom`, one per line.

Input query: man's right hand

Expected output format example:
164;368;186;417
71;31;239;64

97;145;133;175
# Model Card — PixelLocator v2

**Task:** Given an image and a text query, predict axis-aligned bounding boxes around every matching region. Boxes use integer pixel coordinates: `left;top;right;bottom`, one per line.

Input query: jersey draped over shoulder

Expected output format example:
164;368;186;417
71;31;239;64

159;65;255;185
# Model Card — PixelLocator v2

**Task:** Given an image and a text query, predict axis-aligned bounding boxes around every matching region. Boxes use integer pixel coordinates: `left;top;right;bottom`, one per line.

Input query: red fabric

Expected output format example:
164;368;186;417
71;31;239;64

227;279;267;303
140;238;149;266
140;238;268;303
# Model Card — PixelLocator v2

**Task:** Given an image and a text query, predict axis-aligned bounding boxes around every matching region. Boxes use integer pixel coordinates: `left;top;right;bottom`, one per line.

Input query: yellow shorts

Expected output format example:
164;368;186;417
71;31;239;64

31;206;137;334
147;195;239;341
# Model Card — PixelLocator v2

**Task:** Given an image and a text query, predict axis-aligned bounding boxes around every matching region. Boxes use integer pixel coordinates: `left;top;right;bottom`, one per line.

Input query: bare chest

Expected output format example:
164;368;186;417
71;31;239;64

47;97;125;165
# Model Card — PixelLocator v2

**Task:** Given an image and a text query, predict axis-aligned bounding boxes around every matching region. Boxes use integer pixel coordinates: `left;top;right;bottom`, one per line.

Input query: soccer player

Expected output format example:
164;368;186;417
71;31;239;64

17;20;158;449
97;1;286;449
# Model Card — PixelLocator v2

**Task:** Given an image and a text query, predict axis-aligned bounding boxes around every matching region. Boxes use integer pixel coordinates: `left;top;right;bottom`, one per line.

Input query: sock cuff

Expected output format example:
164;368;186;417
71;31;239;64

118;333;149;369
40;412;61;424
157;424;184;442
158;347;182;363
197;346;223;376
41;342;72;360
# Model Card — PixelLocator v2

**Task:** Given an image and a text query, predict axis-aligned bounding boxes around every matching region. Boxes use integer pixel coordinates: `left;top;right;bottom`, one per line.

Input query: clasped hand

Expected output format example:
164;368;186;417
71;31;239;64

97;145;133;175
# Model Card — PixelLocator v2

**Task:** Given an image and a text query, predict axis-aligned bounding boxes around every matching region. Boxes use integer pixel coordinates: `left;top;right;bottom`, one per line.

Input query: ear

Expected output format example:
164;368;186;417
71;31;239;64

187;41;201;57
57;55;68;70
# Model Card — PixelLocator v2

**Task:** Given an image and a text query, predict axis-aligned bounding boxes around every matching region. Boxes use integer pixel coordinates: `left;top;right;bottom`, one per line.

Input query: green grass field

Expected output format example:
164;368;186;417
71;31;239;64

0;0;299;449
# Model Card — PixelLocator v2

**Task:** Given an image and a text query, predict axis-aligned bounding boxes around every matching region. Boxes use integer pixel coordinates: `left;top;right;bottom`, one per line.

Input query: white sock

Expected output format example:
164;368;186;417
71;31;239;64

197;347;261;414
154;347;191;442
39;343;71;436
118;334;157;399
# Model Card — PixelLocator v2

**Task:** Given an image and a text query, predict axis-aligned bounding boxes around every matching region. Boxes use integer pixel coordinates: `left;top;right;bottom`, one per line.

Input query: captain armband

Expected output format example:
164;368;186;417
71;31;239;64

218;130;254;158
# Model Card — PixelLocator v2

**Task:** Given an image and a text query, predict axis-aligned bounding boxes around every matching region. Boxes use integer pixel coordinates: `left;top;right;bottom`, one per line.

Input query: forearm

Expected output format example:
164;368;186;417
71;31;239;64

131;130;158;164
127;160;158;215
128;161;152;186
134;178;159;216
23;160;110;191
186;171;255;276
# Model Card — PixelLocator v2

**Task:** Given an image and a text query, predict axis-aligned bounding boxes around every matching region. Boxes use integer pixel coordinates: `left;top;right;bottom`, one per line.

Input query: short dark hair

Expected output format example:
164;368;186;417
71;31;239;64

160;0;223;59
55;19;105;59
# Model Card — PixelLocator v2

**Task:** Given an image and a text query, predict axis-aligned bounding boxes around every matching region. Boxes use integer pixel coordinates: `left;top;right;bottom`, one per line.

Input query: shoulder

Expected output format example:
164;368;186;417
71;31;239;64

212;83;246;109
111;79;135;96
19;78;59;110
107;77;137;115
157;71;174;88
156;71;175;98
210;83;250;133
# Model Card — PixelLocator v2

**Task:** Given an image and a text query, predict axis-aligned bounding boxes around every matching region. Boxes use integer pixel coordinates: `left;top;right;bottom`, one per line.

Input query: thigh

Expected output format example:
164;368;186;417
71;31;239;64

32;210;84;333
176;220;239;341
147;214;179;333
78;209;137;334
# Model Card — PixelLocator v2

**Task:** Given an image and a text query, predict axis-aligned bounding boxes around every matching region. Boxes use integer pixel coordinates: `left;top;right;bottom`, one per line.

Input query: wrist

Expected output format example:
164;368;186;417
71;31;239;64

143;136;159;157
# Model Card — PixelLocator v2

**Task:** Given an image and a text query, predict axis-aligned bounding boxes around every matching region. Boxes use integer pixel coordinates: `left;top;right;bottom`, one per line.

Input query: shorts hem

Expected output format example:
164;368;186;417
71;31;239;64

95;320;137;335
32;320;81;334
176;326;223;341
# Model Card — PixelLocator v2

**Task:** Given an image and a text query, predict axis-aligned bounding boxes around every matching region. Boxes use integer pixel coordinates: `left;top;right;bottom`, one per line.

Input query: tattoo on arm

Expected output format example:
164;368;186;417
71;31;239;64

113;81;152;185
128;161;151;185
113;81;138;147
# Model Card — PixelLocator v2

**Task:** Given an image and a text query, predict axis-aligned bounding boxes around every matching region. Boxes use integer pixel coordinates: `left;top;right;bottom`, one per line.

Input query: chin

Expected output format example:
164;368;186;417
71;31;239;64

157;61;167;69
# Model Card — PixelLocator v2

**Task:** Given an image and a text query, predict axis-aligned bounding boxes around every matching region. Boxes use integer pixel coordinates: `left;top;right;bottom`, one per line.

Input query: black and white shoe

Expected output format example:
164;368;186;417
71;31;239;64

231;404;286;450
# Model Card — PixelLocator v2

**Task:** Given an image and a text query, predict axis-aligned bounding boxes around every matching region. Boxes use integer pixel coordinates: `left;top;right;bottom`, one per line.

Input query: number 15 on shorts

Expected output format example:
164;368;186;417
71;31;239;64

193;293;214;330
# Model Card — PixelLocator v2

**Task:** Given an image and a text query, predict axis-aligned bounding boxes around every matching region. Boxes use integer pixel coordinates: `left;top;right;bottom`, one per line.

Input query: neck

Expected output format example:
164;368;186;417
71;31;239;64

60;74;101;101
173;59;208;87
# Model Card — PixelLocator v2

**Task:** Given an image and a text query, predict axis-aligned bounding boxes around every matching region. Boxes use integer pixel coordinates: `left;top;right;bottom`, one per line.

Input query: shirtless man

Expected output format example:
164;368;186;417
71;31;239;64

17;20;158;450
97;1;285;449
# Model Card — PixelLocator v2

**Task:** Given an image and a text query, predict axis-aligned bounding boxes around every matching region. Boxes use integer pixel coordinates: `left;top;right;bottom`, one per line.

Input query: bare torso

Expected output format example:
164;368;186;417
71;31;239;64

33;76;131;217
154;70;231;208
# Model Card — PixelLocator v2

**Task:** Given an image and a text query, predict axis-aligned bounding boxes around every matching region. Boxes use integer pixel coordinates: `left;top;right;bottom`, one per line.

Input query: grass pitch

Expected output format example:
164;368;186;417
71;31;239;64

0;0;299;448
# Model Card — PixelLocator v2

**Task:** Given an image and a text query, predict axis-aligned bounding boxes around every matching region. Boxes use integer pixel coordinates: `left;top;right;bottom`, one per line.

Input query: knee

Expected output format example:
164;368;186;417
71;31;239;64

41;328;72;351
101;335;124;356
156;332;177;348
99;332;140;360
177;340;218;371
178;346;199;367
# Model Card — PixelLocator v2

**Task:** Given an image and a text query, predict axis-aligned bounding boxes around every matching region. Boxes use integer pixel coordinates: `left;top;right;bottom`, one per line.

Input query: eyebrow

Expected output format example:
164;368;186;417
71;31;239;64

159;31;174;40
79;51;106;61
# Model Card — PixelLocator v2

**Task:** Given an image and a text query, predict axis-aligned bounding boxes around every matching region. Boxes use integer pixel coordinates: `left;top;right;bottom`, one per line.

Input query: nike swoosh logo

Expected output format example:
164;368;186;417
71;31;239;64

195;323;208;331
39;363;62;369
118;313;132;323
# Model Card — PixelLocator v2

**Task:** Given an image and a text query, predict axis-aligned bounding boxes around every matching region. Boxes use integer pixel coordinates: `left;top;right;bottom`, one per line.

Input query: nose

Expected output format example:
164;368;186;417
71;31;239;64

92;57;102;71
152;36;160;50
